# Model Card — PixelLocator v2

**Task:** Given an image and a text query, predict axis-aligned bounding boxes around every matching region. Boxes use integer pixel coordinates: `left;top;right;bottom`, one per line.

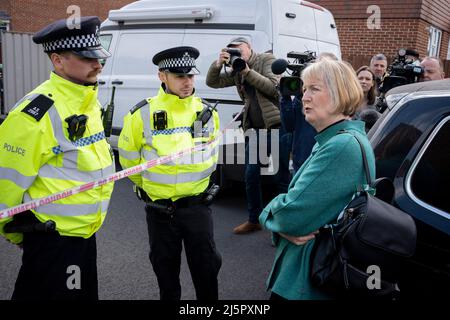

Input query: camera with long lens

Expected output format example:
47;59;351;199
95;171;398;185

225;48;246;74
377;48;424;112
271;51;316;96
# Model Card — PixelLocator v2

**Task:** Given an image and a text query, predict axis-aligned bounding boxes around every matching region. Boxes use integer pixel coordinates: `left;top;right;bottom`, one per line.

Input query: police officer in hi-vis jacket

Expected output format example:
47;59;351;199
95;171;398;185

118;46;222;301
0;16;114;300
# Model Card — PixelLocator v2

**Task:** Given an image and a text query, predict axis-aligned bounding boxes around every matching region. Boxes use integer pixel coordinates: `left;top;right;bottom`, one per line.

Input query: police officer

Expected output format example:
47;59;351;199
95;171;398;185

0;16;114;300
118;46;222;301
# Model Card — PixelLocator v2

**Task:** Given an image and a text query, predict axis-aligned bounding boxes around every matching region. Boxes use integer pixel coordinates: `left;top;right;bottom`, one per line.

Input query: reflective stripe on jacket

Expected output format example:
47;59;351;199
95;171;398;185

118;87;220;201
0;72;115;243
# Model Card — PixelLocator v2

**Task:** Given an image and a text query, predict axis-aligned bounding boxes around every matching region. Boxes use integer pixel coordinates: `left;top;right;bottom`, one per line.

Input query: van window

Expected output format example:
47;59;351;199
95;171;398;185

410;119;450;214
99;34;113;67
99;34;113;51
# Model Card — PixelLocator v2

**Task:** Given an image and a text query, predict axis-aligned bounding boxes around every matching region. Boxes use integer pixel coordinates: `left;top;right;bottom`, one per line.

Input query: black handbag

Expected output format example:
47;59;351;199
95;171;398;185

310;131;417;297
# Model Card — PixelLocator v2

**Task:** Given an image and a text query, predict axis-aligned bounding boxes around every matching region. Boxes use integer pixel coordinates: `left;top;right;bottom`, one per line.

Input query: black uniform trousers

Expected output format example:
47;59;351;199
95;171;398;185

146;203;222;301
12;229;98;300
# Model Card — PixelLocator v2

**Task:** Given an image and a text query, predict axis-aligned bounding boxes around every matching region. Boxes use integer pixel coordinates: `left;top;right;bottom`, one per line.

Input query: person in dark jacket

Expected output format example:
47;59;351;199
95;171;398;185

280;94;316;173
353;66;380;132
206;37;291;234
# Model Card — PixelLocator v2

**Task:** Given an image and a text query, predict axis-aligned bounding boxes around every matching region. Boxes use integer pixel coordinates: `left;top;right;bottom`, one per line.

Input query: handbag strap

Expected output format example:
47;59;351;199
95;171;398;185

337;129;373;187
326;129;374;224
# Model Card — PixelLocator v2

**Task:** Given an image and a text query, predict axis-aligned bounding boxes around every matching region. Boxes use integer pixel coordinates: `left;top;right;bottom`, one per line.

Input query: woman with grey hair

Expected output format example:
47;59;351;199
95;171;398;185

259;58;376;300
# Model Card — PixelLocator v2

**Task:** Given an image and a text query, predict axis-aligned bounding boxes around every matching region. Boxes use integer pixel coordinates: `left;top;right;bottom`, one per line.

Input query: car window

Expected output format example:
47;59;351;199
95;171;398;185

409;119;450;214
375;122;422;179
372;97;446;180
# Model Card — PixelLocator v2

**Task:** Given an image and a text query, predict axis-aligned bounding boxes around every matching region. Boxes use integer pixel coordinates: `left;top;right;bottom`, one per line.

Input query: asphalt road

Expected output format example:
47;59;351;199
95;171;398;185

0;177;276;300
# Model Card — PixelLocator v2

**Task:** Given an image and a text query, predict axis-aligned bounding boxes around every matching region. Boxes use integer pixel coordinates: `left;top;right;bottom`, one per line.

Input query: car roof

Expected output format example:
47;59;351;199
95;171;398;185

386;79;450;96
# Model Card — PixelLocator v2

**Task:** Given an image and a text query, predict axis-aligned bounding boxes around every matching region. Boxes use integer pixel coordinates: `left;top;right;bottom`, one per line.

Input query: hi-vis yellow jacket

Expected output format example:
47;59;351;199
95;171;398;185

118;87;220;201
0;72;115;244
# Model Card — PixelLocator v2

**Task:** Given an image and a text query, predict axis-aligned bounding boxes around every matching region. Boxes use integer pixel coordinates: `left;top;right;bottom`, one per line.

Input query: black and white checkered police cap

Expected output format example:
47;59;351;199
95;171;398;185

152;46;200;75
33;16;111;59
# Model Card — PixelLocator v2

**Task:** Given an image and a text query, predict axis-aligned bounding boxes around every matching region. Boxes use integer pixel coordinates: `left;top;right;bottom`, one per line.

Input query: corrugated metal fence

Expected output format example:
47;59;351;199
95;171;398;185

1;31;52;114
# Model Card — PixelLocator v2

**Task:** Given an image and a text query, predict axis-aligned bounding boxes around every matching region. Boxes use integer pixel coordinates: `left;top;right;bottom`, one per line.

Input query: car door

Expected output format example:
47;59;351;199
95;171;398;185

370;93;450;297
377;95;450;297
396;113;450;297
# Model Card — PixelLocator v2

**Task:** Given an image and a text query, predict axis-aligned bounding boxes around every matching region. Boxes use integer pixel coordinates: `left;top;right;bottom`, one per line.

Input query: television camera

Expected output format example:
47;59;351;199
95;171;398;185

377;48;424;112
271;51;316;96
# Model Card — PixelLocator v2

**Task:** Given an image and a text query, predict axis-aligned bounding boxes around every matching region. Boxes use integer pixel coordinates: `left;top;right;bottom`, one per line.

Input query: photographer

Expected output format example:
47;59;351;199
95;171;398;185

206;37;291;234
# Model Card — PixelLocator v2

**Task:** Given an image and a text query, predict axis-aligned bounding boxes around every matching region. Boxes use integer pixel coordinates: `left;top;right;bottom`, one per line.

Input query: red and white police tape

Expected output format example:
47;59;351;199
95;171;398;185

0;109;243;220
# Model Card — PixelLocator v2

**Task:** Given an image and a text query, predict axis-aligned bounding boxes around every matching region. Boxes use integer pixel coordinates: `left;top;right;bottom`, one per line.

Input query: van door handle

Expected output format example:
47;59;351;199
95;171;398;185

112;80;123;85
98;80;106;85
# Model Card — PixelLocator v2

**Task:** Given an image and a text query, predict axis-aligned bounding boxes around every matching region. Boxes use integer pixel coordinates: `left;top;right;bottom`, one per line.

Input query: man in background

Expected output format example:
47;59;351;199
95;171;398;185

421;56;445;81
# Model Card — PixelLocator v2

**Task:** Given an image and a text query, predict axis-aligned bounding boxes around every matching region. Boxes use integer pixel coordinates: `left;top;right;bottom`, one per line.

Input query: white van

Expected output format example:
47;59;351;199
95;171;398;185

98;0;340;182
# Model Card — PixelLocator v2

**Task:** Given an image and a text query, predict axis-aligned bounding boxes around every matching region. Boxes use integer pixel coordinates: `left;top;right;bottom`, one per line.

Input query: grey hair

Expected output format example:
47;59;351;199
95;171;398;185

370;53;387;65
421;56;444;72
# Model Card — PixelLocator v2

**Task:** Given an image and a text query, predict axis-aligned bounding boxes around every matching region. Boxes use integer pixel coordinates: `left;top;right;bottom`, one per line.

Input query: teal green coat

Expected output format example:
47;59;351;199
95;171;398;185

259;120;375;300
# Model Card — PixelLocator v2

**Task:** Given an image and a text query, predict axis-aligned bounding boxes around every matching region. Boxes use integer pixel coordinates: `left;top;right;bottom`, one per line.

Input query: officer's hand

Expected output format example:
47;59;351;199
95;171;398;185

216;49;231;68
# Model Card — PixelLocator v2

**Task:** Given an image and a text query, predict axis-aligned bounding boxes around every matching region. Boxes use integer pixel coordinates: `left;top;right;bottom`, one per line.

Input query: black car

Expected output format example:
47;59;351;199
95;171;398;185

368;79;450;297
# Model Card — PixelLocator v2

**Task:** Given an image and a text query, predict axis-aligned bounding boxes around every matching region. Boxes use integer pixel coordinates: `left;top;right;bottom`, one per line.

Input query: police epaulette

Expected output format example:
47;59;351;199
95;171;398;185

130;99;149;115
21;94;54;121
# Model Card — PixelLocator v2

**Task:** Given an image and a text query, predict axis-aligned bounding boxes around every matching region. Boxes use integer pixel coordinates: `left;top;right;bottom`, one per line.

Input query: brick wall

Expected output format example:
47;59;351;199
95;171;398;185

337;18;420;57
337;18;448;60
312;0;450;61
311;0;423;19
0;0;134;33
